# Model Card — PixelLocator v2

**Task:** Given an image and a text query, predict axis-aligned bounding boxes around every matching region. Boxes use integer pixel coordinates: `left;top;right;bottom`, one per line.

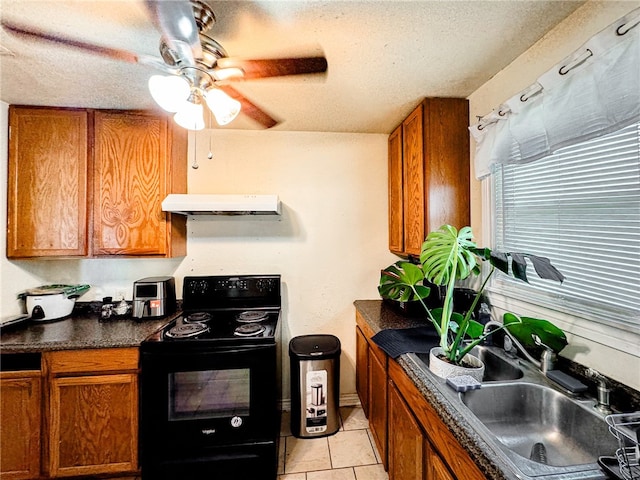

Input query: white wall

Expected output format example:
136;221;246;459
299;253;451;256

0;118;395;401
467;1;640;390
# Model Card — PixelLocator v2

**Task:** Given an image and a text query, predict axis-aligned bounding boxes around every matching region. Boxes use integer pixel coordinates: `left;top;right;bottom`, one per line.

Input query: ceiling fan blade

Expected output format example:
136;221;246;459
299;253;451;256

1;19;138;63
216;56;328;80
1;19;175;73
218;85;280;129
145;0;202;64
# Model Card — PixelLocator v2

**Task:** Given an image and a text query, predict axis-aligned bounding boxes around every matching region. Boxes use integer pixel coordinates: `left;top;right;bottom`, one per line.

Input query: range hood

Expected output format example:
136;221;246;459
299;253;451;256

162;194;281;215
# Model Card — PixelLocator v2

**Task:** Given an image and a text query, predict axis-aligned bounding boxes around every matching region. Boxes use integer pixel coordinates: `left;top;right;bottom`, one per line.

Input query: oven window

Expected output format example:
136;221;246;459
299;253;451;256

169;368;250;421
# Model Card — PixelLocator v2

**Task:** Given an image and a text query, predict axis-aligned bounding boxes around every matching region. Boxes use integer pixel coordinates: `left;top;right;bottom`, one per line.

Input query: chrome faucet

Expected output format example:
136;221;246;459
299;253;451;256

586;368;613;414
484;320;556;373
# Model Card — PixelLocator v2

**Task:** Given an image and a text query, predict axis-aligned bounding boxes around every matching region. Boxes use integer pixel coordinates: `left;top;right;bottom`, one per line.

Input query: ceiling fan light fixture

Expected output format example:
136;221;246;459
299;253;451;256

204;88;241;126
148;74;191;113
174;92;205;131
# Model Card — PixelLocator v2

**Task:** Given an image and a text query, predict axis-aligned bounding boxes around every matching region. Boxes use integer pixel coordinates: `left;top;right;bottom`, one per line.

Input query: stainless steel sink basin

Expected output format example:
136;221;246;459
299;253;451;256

460;382;618;473
414;345;524;382
473;346;524;381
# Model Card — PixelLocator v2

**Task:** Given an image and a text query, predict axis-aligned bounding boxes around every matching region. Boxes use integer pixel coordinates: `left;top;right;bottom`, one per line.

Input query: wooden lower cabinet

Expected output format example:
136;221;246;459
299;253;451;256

427;443;456;480
48;374;138;477
0;371;41;480
388;360;486;480
355;313;388;468
355;326;370;415
388;381;424;480
43;348;139;478
369;350;388;465
356;309;487;479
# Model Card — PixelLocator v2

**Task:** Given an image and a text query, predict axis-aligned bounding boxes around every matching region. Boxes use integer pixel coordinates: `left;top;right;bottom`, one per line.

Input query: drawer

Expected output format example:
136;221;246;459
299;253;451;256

45;348;139;375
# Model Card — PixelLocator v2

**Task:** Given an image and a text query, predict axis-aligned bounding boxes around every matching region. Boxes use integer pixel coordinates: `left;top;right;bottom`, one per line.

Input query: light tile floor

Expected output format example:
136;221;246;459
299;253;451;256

279;406;388;480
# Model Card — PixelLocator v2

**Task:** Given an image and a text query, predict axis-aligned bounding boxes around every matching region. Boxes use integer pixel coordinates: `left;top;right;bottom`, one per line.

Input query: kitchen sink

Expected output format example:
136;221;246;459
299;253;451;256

405;345;620;479
414;345;524;382
460;382;619;475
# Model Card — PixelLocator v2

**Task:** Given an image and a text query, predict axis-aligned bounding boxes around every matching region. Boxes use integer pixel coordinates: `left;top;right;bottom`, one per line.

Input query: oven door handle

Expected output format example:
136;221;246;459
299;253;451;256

188;344;274;355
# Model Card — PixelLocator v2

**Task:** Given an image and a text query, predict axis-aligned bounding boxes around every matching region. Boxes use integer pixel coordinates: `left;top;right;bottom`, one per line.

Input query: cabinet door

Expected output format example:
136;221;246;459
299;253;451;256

0;372;41;480
369;350;388;468
7;107;89;258
388;124;404;254
402;104;425;256
388;381;424;480
423;98;470;233
355;326;370;416
93;111;172;256
427;442;457;480
48;373;138;477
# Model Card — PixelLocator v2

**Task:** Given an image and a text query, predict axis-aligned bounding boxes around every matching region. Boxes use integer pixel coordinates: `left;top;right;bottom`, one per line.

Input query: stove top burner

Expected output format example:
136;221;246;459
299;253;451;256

166;322;209;339
184;312;212;323
234;323;266;337
237;311;269;323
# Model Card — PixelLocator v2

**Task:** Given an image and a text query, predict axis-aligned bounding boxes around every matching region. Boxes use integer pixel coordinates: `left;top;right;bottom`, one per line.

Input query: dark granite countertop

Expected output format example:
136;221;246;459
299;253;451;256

0;303;177;353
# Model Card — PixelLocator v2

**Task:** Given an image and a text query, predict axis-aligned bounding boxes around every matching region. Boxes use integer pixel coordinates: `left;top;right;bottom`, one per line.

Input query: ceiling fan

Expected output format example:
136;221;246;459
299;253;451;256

1;0;328;130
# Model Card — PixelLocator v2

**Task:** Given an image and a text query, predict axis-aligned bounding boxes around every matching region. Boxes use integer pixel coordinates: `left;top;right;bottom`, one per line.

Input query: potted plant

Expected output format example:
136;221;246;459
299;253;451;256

378;225;568;380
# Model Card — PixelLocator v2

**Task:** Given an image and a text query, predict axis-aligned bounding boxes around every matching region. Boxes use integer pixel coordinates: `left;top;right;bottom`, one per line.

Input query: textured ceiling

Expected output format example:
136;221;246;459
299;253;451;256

0;0;586;133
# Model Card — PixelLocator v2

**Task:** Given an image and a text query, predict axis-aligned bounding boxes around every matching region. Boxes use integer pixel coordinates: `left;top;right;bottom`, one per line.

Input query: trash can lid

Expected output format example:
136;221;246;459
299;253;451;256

289;334;341;358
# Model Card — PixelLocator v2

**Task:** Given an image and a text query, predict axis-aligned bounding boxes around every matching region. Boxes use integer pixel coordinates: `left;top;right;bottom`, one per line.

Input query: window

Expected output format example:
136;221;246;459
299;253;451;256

492;122;640;333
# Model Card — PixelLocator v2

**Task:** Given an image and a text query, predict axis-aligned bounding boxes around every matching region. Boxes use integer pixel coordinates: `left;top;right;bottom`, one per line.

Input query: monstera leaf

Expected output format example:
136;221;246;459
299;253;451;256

378;262;431;302
504;312;568;353
471;248;565;284
420;225;479;285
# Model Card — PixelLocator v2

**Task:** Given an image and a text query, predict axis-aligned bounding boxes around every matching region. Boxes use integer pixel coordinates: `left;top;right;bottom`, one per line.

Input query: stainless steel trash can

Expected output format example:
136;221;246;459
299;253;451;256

289;334;341;438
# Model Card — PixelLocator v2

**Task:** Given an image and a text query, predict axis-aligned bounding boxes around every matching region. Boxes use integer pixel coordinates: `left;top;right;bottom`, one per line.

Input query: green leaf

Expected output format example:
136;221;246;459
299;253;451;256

466;319;484;340
486;251;565;285
378;262;430;302
420;225;478;286
505;314;568;353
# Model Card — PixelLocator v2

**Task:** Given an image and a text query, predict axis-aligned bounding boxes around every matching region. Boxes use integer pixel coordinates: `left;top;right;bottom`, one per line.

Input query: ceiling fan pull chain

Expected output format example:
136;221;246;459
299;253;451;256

207;111;214;160
192;130;199;169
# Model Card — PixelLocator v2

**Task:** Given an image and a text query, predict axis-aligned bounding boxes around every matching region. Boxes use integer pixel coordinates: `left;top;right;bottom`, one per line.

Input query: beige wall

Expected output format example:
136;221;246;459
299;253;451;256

467;1;640;390
0;115;396;401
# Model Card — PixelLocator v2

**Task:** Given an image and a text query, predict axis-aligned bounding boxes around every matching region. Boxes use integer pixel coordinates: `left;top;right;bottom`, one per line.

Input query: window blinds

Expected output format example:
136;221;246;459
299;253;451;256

494;123;640;330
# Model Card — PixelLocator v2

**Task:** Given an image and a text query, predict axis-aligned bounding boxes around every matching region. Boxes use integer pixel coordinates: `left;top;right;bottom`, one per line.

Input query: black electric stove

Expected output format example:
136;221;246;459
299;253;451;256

139;274;282;480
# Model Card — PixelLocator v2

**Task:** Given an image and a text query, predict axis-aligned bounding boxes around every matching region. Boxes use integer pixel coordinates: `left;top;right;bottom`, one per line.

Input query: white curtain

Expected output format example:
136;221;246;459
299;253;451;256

471;7;640;179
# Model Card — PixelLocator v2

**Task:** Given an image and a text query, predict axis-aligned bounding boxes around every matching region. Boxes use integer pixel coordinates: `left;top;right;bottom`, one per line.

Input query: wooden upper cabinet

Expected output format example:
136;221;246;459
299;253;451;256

7;106;187;259
93;111;186;256
388;98;470;257
402;105;426;256
388;125;404;254
7;108;89;258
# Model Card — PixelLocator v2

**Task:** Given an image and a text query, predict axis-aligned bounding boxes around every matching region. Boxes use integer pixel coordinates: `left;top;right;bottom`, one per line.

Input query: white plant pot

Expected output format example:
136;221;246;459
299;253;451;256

428;347;485;382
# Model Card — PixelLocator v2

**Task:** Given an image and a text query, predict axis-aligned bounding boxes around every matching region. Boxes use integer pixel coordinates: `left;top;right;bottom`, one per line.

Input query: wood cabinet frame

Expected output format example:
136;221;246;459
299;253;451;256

42;348;140;478
7;106;187;259
388;360;486;480
355;312;389;469
0;371;42;480
388;98;470;257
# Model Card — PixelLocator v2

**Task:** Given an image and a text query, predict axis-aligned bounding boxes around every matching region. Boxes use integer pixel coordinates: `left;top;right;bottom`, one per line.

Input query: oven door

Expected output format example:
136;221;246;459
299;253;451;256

140;343;278;458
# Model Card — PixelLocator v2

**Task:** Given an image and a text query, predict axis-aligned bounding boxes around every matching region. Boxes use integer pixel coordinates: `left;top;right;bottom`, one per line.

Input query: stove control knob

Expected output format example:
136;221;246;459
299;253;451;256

187;280;209;296
256;279;273;292
230;416;243;428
